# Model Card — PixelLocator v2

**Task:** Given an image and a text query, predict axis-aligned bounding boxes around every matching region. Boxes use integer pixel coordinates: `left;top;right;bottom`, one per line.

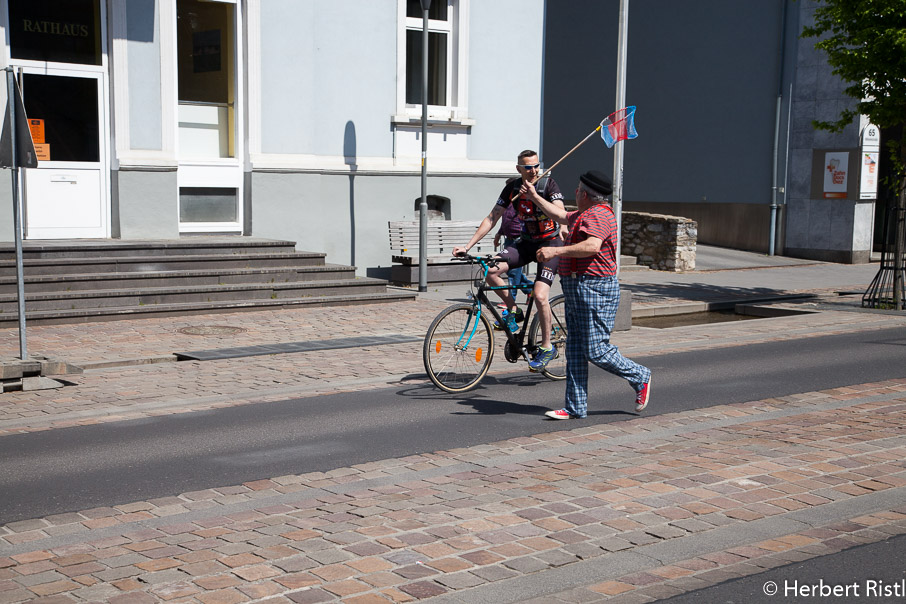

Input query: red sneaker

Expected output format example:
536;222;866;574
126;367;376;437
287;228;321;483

635;377;651;412
544;408;577;420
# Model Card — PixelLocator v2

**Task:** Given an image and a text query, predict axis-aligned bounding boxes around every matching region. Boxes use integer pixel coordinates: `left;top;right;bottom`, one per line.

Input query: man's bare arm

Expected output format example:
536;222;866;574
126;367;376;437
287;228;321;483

453;205;505;256
536;236;603;262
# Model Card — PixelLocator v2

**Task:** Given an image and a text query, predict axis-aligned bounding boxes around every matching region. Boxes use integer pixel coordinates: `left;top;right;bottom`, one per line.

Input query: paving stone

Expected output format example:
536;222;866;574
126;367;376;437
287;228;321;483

502;556;550;574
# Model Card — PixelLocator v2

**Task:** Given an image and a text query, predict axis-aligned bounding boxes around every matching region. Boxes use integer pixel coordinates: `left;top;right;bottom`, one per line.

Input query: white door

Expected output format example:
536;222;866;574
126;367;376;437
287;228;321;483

21;70;108;239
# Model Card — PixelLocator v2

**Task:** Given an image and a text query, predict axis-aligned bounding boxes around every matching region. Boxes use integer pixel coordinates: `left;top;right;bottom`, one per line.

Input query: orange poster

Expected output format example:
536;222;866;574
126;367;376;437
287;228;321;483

34;144;50;161
29;119;45;144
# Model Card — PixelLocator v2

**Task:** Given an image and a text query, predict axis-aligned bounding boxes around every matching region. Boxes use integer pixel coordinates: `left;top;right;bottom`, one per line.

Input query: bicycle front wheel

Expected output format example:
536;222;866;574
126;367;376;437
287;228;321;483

528;294;568;380
423;304;495;393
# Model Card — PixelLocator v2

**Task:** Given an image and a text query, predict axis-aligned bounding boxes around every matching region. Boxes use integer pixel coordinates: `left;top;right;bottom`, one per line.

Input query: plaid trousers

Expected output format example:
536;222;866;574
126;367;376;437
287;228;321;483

561;275;651;417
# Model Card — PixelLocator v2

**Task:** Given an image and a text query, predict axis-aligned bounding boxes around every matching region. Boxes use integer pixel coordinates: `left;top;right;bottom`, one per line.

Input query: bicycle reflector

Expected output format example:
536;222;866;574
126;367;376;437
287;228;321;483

435;340;441;353
475;348;483;362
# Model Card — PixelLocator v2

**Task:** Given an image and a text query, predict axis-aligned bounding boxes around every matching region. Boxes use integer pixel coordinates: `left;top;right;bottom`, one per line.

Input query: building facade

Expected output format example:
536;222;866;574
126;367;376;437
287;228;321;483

542;0;877;263
0;0;545;277
2;0;878;275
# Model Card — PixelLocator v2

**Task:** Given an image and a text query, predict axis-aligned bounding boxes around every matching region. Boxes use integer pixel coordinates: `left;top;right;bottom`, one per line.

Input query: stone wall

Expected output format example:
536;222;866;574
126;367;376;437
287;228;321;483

621;212;697;272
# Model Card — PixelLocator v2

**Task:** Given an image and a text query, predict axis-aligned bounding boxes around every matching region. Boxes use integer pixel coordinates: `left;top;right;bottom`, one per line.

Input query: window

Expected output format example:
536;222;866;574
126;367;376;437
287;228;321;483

399;0;467;120
8;0;102;66
177;0;236;159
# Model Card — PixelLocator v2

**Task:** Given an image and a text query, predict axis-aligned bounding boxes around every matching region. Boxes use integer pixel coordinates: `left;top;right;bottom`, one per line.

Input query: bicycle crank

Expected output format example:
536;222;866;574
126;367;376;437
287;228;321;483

504;340;521;363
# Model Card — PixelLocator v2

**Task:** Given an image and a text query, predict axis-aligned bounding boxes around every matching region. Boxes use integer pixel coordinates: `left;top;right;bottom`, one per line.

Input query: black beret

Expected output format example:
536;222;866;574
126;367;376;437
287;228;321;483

579;170;613;196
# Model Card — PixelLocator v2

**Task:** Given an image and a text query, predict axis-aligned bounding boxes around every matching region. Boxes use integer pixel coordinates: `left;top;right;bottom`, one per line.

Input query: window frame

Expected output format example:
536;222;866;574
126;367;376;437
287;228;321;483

396;0;469;122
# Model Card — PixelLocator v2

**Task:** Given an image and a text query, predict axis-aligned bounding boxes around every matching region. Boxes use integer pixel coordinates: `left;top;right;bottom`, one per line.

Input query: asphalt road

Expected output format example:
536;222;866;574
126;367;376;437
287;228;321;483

662;533;906;604
1;326;905;525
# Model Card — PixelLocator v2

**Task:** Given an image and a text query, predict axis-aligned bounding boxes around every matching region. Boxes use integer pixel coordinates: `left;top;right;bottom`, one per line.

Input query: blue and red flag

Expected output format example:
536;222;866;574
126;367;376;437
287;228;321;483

600;106;638;148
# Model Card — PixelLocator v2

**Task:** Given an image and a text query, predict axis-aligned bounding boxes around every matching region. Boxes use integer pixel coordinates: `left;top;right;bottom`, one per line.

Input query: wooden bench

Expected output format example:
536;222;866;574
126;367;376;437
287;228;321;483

388;220;488;284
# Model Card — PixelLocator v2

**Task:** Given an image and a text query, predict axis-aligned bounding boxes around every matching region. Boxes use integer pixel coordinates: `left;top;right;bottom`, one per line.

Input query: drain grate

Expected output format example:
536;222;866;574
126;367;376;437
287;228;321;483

177;325;247;336
175;334;422;361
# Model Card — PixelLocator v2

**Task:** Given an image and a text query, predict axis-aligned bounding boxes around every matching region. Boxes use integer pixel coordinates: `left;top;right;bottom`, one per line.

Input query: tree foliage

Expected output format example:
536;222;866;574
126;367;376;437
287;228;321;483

801;0;906;174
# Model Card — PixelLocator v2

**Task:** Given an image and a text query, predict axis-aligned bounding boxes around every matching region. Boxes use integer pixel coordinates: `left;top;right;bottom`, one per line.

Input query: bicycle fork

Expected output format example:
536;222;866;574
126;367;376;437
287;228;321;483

455;300;483;351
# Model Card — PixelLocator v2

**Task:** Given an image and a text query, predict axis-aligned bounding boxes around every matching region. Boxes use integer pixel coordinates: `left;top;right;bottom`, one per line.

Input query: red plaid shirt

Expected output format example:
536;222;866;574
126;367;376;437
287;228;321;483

558;204;618;277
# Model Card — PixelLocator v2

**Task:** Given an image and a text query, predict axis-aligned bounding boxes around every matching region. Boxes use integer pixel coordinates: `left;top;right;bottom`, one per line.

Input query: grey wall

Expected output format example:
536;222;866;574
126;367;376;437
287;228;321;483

468;0;544;160
543;0;792;207
126;0;163;151
624;200;772;253
114;170;178;238
783;1;871;263
252;0;544;274
251;172;506;278
259;1;397;157
258;0;544;162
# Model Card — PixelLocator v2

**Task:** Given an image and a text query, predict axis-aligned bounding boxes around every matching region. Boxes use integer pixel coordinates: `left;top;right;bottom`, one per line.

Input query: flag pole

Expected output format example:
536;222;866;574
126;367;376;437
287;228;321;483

511;123;603;201
536;125;602;183
613;0;629;274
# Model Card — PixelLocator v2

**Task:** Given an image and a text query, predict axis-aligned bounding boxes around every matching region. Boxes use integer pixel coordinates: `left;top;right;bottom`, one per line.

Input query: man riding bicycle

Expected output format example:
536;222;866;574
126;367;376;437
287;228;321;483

453;149;565;372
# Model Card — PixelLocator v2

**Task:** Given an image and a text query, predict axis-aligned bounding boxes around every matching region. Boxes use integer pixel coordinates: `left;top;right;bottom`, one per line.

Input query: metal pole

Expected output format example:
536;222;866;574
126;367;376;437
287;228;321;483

6;69;27;359
418;1;431;293
612;0;629;274
769;94;781;256
895;176;905;310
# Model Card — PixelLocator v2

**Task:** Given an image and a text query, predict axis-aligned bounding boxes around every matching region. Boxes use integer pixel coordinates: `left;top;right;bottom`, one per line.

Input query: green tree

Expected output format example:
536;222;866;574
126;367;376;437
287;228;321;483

802;0;906;309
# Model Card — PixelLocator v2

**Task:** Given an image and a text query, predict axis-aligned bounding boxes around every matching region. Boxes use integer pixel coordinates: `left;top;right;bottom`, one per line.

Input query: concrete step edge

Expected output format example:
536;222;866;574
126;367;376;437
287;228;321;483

0;251;327;267
0;278;390;302
0;264;355;285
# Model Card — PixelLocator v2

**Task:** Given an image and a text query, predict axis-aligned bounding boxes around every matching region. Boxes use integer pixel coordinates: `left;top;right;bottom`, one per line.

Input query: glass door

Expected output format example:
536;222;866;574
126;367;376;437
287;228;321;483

6;0;109;239
176;0;242;234
20;70;107;239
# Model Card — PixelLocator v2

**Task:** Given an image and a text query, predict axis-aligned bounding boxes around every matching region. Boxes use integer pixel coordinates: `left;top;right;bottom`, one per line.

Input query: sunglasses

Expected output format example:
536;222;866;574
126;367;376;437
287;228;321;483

519;163;540;170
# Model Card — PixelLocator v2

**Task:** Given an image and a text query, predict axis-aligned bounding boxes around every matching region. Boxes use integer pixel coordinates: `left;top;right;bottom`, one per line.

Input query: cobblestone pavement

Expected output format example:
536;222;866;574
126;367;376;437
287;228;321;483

0;379;904;603
1;260;905;602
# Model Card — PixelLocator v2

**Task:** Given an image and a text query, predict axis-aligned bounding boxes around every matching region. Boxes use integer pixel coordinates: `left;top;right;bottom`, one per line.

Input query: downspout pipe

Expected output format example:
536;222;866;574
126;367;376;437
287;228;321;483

770;0;789;255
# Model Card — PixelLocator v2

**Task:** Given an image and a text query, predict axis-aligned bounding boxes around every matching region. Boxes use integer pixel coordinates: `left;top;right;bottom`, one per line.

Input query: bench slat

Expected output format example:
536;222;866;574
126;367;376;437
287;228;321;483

388;220;489;261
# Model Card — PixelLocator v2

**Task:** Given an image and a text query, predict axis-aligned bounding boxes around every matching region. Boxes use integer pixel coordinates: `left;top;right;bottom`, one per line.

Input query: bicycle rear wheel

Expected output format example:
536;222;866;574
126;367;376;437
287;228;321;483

528;294;568;380
423;304;495;393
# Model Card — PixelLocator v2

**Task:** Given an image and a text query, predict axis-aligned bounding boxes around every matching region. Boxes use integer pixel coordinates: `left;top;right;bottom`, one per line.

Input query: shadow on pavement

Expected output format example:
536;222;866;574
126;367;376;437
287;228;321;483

625;282;803;303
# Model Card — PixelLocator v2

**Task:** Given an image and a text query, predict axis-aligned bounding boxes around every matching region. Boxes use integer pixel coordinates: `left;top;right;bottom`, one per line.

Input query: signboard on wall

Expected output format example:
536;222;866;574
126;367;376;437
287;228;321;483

860;152;879;200
810;149;859;200
860;123;880;200
823;151;849;198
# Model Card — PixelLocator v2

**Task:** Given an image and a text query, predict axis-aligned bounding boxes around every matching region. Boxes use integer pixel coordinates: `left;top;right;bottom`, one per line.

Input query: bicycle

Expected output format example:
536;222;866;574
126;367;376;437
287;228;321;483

423;253;568;393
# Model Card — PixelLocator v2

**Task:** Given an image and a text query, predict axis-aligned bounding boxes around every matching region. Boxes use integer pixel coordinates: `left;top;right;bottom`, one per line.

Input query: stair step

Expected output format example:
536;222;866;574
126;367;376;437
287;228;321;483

0;251;327;277
0;237;299;259
620;255;638;266
0;278;394;312
0;238;400;324
0;291;419;326
0;264;355;294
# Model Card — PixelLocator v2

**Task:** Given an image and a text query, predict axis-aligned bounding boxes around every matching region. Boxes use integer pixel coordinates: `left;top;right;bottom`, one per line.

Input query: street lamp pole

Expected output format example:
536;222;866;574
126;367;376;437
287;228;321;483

418;0;431;293
613;0;629;275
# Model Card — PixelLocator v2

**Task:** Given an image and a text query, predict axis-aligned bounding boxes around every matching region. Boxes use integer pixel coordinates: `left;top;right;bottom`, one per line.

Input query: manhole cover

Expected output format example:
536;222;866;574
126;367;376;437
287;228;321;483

177;325;247;336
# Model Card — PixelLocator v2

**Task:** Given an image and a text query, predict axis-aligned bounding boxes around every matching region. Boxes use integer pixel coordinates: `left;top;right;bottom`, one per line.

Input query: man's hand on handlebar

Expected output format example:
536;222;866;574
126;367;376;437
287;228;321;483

452;246;469;257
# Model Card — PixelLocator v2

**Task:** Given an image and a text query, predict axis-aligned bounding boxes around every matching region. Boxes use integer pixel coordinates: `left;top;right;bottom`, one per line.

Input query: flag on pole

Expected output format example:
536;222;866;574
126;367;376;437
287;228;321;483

600;106;637;148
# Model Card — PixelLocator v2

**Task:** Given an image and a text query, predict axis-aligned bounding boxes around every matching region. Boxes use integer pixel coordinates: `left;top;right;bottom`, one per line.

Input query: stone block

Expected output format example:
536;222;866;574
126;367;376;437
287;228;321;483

615;289;632;332
22;376;65;391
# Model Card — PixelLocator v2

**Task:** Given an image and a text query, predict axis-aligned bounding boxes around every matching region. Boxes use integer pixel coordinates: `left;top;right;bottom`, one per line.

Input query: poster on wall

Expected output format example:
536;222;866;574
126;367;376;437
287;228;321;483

823;151;849;198
860;152;879;200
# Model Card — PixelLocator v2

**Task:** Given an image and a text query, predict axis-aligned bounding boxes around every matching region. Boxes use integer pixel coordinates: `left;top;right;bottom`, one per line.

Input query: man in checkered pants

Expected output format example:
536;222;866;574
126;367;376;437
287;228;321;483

525;170;651;419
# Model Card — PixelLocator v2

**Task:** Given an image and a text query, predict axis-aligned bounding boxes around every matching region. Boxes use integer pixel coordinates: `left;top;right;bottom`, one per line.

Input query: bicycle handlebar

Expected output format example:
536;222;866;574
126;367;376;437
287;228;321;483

450;253;501;268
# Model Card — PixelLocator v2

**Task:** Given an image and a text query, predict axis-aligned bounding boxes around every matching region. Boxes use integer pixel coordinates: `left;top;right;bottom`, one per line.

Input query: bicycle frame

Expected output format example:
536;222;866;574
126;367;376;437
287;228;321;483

464;256;539;363
423;253;568;393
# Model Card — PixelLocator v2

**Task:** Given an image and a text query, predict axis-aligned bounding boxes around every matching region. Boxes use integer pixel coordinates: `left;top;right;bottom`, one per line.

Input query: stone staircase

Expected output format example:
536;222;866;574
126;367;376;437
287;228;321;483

0;238;416;325
619;254;649;272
